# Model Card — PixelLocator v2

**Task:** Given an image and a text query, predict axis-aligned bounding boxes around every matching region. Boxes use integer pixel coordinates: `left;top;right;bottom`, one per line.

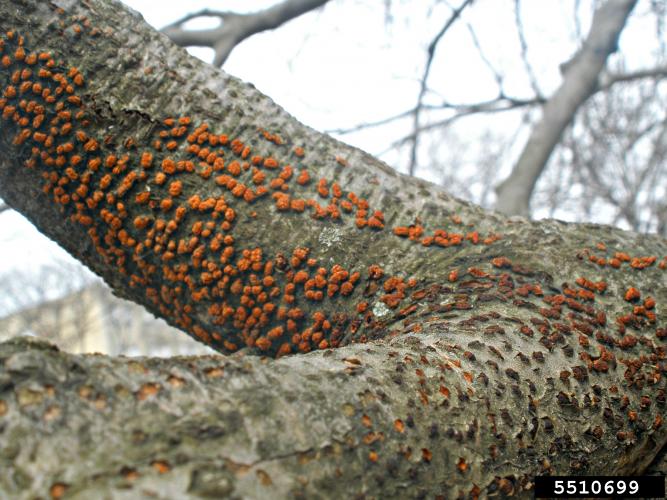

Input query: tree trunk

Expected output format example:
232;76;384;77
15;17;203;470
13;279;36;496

495;0;637;217
0;0;665;497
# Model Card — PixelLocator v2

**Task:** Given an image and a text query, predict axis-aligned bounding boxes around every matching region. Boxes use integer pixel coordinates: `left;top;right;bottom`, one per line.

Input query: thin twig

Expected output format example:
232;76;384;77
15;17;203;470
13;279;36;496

326;105;442;135
465;21;503;90
514;0;542;97
382;95;544;156
328;95;543;136
409;0;474;176
600;65;667;89
574;0;583;40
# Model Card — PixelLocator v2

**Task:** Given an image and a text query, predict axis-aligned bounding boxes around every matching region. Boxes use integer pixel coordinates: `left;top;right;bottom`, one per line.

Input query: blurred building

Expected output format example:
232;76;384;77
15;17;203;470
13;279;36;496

0;281;213;356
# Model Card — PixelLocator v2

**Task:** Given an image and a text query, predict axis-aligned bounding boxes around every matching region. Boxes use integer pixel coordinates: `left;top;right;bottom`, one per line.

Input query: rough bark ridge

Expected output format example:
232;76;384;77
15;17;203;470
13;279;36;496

0;0;665;498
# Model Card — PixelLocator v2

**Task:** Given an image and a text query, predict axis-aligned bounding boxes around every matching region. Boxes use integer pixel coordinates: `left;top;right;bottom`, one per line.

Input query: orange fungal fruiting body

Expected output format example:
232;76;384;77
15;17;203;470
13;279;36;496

14;30;653;371
624;287;640;302
0;31;402;356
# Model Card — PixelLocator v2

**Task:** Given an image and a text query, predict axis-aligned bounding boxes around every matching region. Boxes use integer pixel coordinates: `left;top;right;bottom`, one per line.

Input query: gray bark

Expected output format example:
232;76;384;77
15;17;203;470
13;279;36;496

495;0;637;217
0;0;665;497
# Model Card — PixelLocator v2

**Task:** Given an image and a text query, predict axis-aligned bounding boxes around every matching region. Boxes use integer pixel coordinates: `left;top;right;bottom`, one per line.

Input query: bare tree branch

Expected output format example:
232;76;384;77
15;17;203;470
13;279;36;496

298;55;667;144
408;0;474;176
465;22;504;90
331;60;666;157
540;76;667;236
573;0;584;40
514;0;543;97
651;0;666;56
330;2;666;174
381;95;545;156
1;1;667;496
495;0;638;217
162;0;330;67
325;95;541;136
600;64;667;88
161;8;230;31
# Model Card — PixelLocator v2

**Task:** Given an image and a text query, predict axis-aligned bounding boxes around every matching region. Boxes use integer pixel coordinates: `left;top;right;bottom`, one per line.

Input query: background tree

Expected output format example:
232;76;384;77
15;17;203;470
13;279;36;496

0;0;665;497
0;265;210;355
321;0;667;228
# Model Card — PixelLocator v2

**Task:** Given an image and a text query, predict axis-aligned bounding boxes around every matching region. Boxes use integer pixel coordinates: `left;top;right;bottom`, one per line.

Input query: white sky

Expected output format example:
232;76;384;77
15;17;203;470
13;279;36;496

0;0;661;297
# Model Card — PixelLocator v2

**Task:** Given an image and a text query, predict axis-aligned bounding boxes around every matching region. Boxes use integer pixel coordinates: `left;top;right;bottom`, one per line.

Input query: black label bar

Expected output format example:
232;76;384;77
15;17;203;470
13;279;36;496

534;476;665;498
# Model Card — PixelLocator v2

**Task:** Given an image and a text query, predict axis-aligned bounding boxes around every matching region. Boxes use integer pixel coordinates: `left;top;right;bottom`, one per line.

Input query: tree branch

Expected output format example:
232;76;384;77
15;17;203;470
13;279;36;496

331;62;667;160
409;0;474;176
495;0;639;217
161;8;230;31
514;0;543;97
600;64;667;89
381;95;545;155
465;20;504;91
0;0;665;497
161;0;330;67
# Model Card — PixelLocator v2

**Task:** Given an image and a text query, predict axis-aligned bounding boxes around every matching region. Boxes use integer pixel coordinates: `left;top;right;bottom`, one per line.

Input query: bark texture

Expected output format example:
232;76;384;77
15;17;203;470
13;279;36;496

495;0;637;217
0;0;665;498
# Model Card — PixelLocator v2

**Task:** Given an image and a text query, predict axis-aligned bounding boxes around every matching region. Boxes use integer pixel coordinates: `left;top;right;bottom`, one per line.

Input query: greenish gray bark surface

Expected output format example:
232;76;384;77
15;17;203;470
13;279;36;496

0;0;665;498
